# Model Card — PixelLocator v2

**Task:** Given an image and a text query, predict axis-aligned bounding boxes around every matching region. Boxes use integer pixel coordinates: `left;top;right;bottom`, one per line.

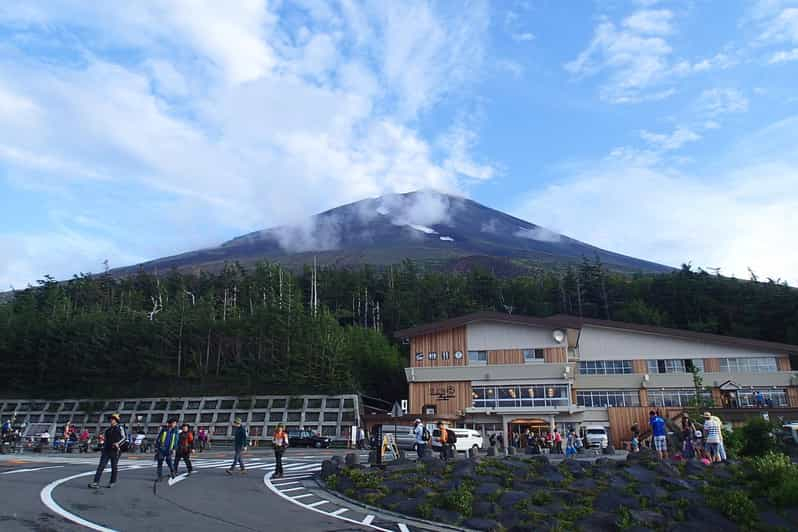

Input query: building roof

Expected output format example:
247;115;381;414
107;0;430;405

393;312;798;354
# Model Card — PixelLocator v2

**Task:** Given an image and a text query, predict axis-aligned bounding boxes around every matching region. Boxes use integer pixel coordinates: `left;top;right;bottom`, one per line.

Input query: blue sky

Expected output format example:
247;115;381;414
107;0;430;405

1;0;797;287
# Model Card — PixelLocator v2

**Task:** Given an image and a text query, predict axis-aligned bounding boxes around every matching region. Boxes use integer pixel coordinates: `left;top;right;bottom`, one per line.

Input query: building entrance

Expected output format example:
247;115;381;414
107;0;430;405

508;418;550;447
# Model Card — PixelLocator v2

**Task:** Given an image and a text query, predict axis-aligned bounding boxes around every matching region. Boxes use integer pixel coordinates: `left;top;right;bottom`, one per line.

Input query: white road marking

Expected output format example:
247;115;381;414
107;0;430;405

280;487;305;492
40;470;118;532
264;472;393;532
167;472;190;486
330;508;349;516
1;465;64;475
307;500;329;508
284;463;321;472
362;515;375;525
398;524;410;532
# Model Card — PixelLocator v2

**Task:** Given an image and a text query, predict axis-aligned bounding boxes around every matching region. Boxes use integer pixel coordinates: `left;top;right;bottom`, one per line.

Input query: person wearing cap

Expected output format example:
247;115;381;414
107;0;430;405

271;424;289;479
703;412;722;463
227;418;247;475
88;413;126;489
155;418;179;480
413;419;427;459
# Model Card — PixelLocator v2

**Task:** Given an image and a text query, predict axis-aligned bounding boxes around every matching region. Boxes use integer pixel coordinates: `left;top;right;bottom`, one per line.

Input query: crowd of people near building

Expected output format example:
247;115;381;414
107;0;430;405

629;409;728;465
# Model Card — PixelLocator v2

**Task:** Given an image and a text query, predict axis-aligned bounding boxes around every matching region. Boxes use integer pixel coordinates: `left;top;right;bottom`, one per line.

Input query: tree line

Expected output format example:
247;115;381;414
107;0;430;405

1;259;796;399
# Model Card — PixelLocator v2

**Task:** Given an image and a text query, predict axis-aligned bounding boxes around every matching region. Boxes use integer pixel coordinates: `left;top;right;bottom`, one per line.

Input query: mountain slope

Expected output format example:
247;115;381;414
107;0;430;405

113;191;672;275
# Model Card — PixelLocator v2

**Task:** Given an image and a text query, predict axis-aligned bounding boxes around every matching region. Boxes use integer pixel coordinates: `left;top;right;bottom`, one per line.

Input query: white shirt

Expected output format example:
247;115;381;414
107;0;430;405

414;424;425;444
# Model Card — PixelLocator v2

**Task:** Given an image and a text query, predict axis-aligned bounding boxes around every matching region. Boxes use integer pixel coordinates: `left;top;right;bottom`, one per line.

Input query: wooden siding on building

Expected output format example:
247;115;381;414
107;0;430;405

639;388;648;406
632;360;647;374
607;406;681;448
409;381;472;416
704;358;720;373
777;357;791;371
410;326;467;368
488;349;524;365
711;388;722;407
544;347;567;364
788;387;798;408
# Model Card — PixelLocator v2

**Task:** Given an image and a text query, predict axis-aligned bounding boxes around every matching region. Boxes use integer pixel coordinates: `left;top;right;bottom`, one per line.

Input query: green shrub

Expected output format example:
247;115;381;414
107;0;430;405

736;418;783;457
530;491;552;506
439;485;473;518
325;474;338;490
706;488;757;529
745;451;798;506
615;506;634;530
345;468;383;490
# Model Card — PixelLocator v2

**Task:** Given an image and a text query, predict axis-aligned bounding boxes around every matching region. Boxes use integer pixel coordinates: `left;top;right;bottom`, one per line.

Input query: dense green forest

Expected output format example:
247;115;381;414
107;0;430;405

1;259;797;400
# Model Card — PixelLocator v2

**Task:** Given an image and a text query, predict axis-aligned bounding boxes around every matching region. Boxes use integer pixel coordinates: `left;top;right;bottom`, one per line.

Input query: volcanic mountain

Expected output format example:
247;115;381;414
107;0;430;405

114;191;672;276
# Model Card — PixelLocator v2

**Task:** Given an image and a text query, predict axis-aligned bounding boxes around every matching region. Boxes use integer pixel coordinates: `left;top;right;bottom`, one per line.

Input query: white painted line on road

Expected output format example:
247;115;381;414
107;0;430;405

284;463;321;472
280;487;305;493
330;508;349;516
1;465;64;475
307;500;329;508
272;480;300;486
40;470;118;532
292;493;315;500
362;515;375;525
167;472;189;486
264;472;393;532
398;524;410;532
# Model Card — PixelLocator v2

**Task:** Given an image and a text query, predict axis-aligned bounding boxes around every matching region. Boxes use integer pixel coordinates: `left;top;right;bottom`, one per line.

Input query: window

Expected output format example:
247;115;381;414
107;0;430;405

254;399;268;408
153;401;168;411
186;401;201;410
200;413;213;423
719;357;778;373
468;350;488;365
251;412;266;422
138;401;153;411
648;389;712;407
523;349;545;363
324;412;339;422
577;391;640;408
324;398;340;409
288;398;305;409
61;402;75;411
647;359;687;374
202;400;217;409
216;412;231;422
182;414;197;423
287;412;301;422
304;412;319;422
738;388;787;407
269;412;284;422
472;384;570;408
272;399;286;408
306;399;322;409
219;400;235;410
122;401;137;410
579;360;633;375
213;426;227;436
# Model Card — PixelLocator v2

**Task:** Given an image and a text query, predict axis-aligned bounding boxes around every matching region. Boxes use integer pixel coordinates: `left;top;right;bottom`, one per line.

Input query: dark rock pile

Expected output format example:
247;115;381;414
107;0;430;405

321;449;797;531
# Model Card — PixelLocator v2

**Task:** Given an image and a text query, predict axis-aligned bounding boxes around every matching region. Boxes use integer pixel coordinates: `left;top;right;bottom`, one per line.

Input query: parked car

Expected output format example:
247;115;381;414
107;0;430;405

431;428;483;453
287;430;331;448
378;425;417;451
584;426;609;448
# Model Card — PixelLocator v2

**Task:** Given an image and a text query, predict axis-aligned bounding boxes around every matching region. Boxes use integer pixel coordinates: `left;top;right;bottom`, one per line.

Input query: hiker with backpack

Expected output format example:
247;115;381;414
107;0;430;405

88;413;126;489
437;421;456;460
413;419;430;459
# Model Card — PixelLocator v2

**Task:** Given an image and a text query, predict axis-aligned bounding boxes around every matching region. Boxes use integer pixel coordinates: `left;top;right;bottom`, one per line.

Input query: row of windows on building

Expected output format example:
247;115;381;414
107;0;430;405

575;388;788;408
1;397;355;414
466;349;546;364
471;384;570;408
578;357;780;375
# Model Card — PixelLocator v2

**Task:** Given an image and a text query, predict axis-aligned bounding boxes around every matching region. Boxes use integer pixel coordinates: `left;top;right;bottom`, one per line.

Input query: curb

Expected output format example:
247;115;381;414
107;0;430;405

316;477;479;532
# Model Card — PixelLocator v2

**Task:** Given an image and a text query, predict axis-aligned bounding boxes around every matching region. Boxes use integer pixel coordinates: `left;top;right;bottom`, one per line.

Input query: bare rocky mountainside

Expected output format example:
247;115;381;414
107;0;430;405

113;190;672;275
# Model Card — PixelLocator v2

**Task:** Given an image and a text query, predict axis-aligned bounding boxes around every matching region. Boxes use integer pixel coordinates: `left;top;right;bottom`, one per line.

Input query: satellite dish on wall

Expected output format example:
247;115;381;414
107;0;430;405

552;329;566;343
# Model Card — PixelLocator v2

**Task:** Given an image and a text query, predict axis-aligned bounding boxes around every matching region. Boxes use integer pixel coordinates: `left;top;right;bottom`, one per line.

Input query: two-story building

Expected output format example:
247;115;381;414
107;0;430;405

395;312;798;446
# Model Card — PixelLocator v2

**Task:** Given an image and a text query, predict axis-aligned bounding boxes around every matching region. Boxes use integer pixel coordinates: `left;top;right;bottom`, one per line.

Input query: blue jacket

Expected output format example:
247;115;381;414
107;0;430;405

156;427;179;454
234;426;247;450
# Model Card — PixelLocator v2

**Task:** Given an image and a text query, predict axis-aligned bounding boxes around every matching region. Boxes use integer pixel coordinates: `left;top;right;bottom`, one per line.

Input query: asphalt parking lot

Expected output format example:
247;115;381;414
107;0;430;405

0;448;381;532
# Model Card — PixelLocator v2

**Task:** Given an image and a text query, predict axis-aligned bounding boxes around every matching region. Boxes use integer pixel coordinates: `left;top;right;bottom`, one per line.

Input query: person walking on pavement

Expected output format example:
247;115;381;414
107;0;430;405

413;419;428;459
271;424;289;479
227;418;247;475
88;413;126;489
174;423;194;476
437;421;453;461
155;418;179;480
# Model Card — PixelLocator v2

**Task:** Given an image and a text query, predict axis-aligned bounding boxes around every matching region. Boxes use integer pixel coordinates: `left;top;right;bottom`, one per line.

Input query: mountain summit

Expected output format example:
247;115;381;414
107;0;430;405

116;191;671;275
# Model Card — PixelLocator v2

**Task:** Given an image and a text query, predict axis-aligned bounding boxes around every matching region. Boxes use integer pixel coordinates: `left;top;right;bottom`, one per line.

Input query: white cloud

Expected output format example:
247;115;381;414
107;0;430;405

496;58;524;78
512;32;535;42
514;226;561;243
516;116;798;284
565;12;677;103
0;1;494;287
697;88;750;116
768;47;798;62
640;126;701;151
622;9;674;35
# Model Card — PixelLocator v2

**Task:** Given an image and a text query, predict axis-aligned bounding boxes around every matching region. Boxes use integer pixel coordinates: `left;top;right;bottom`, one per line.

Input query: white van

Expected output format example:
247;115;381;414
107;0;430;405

431;428;484;453
584;426;609;448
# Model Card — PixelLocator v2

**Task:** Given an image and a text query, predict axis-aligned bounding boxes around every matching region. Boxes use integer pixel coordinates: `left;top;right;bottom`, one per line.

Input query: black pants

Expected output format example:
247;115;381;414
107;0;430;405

439;443;451;461
274;447;285;476
175;450;192;474
93;450;119;484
